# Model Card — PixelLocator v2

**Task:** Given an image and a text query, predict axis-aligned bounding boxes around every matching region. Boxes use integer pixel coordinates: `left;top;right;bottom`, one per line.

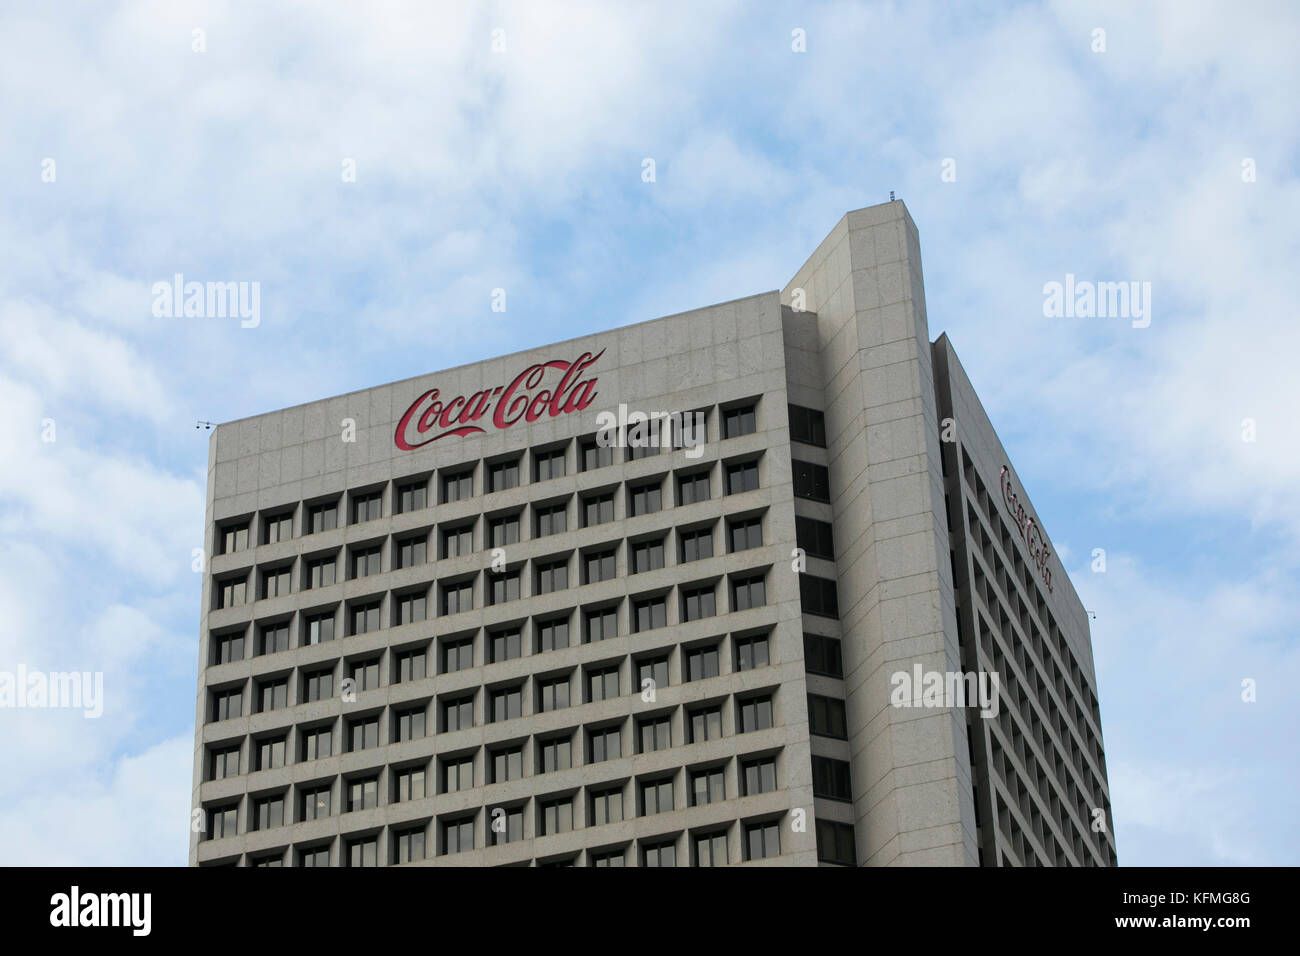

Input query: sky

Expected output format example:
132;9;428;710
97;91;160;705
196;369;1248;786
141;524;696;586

0;0;1296;866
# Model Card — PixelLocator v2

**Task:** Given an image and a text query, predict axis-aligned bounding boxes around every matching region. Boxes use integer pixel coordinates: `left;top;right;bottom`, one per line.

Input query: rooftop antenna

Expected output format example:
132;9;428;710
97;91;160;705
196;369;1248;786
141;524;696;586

196;420;215;431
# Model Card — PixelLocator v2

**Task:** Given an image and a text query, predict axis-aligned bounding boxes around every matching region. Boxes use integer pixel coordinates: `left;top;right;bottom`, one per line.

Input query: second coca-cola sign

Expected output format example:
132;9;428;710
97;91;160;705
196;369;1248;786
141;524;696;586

394;349;604;450
1000;465;1054;594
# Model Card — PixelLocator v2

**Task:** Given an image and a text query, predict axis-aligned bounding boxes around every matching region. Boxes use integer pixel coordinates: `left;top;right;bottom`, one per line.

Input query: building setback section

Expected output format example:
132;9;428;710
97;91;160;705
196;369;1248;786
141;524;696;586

191;199;1116;867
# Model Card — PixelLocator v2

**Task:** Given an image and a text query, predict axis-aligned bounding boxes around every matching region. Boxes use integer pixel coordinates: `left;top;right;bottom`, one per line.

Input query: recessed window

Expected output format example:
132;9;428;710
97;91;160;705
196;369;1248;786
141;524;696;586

441;695;474;732
250;796;284;832
489;627;523;663
211;687;242;721
490;806;524;844
307;501;338;534
257;677;288;713
738;694;774;733
206;805;238;841
677;471;711;506
735;633;771;671
300;786;331;822
536;558;568;595
347;715;380;751
694;830;728;867
258;621;290;656
642;840;676;867
691;768;725;806
640;778;674;815
729;516;763;552
394;589;428;625
538;675;571;712
212;630;245;665
440;523;474;558
788;404;827;447
441;469;473;503
590;787;623;826
349;600;381;635
725;460;759;495
442;755;474;794
637;715;671;753
539;796;573;835
795;516;835;560
395;533;427;569
580;437;614;471
637;656;669;691
587;665;619;702
488;458;521;493
345;775;379;811
803;632;842;676
681;585;716;622
582;492;615;527
347;836;378;867
723;404;757;439
489;685;523;722
631;538;665;574
584;549;617;584
488;568;521;605
688;704;722;743
394;765;426;802
741;756;777;795
488;513;521;547
816;820;857;865
685;644;720;681
215;575;247;610
302;725;332;760
304;610;335;645
394;705;426;742
396;479;428;514
808;693;848;738
441;580;474;615
731;574;767;611
351;491;382;524
537;735;572;773
535;502;567;537
812;756;853;802
588;724;621;762
255;735;286;770
209;745;239;781
302;667;334;703
218;520;250;555
262;512;293;545
800;574;840;618
585;607;617;643
350;545;381;579
534;448;566;482
305;554;336;589
745;821;781;860
680;527;713;563
633;595;667;632
394;826;427;864
537;617;570;652
395;647;427;683
793;460;830;502
441;636;474;673
629;481;663;517
490;745;523;783
441;818;474;855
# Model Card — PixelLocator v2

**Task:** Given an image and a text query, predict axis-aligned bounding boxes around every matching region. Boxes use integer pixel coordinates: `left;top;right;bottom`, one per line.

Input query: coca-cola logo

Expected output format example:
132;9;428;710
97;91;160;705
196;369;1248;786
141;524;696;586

1000;465;1054;593
394;349;604;451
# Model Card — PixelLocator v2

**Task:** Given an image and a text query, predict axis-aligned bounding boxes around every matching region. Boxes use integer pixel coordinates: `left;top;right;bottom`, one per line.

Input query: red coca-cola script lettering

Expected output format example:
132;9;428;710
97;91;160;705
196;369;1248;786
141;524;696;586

395;350;604;450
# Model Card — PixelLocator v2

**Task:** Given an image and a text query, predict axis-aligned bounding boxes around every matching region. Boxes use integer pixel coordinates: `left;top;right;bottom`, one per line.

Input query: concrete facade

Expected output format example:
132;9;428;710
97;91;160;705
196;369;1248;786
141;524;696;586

190;200;1116;866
